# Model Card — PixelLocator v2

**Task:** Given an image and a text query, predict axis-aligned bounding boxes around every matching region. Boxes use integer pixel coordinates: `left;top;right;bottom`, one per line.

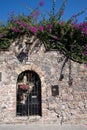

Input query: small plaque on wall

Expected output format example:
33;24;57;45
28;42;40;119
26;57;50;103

0;72;2;81
51;85;59;96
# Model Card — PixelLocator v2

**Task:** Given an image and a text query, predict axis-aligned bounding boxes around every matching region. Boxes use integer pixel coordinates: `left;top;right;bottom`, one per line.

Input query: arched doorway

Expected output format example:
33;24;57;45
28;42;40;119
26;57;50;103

16;70;42;116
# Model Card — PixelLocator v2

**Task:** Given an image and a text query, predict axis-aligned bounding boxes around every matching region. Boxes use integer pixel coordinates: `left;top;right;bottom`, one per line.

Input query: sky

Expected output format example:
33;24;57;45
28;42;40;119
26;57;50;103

0;0;87;24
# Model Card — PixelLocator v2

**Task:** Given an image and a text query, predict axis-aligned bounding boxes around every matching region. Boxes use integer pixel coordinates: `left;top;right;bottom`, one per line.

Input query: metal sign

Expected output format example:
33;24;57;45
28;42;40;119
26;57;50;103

51;85;59;96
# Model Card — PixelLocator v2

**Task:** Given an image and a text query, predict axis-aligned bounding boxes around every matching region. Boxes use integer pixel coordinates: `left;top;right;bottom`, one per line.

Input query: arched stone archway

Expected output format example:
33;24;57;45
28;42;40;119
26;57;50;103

15;64;48;117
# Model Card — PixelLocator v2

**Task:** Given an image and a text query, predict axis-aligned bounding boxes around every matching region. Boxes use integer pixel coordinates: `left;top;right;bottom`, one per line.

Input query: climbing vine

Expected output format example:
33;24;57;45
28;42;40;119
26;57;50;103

0;0;87;64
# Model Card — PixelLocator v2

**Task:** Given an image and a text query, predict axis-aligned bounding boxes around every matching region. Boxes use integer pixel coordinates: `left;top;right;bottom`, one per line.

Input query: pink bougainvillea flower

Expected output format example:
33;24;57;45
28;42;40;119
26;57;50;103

19;21;25;27
0;33;4;38
19;84;29;90
29;26;37;34
85;64;87;68
39;25;44;32
32;27;37;33
14;19;19;23
71;44;75;49
54;36;59;40
61;21;65;25
47;24;52;29
24;23;30;29
31;10;40;18
11;27;20;32
39;1;44;6
84;50;87;56
85;45;87;49
85;30;87;35
47;24;52;33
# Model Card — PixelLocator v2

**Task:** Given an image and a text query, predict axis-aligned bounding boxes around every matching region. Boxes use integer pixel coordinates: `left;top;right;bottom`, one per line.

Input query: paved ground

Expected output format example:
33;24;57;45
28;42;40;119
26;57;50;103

0;124;87;130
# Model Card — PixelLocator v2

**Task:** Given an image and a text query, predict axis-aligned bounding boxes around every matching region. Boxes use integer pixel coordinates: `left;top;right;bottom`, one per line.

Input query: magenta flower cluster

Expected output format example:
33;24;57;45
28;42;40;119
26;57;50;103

39;25;44;32
79;22;87;35
72;22;87;35
39;1;44;6
12;18;60;40
12;18;39;34
71;43;75;49
53;36;59;40
84;45;87;56
11;27;20;33
29;26;37;34
31;10;40;18
19;21;25;27
0;33;4;38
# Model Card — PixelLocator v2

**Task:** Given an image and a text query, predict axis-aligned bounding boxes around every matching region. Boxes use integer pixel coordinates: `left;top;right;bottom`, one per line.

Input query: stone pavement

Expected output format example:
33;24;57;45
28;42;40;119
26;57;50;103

0;124;87;130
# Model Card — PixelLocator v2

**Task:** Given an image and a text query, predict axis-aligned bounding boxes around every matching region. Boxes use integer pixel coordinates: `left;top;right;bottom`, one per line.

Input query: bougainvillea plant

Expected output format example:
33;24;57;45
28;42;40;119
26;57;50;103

0;0;87;64
18;84;29;90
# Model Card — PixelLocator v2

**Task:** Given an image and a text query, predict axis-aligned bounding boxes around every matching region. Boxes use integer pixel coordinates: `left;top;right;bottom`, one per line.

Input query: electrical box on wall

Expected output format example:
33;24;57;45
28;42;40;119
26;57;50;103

51;85;59;96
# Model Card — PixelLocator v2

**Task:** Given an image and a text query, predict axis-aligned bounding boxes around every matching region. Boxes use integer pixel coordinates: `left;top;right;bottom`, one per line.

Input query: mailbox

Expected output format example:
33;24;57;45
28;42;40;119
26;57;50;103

51;85;59;96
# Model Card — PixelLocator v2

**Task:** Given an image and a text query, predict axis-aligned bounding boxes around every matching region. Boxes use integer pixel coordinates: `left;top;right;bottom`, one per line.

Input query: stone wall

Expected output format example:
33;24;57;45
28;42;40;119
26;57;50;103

0;38;87;124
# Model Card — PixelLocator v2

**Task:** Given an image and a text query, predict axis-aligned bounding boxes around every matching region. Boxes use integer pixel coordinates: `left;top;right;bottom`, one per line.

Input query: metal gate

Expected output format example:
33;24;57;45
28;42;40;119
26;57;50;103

17;70;42;116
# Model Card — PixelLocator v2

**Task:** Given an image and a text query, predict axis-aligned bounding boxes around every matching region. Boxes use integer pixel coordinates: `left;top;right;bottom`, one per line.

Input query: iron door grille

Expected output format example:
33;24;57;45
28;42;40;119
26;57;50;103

16;70;42;116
